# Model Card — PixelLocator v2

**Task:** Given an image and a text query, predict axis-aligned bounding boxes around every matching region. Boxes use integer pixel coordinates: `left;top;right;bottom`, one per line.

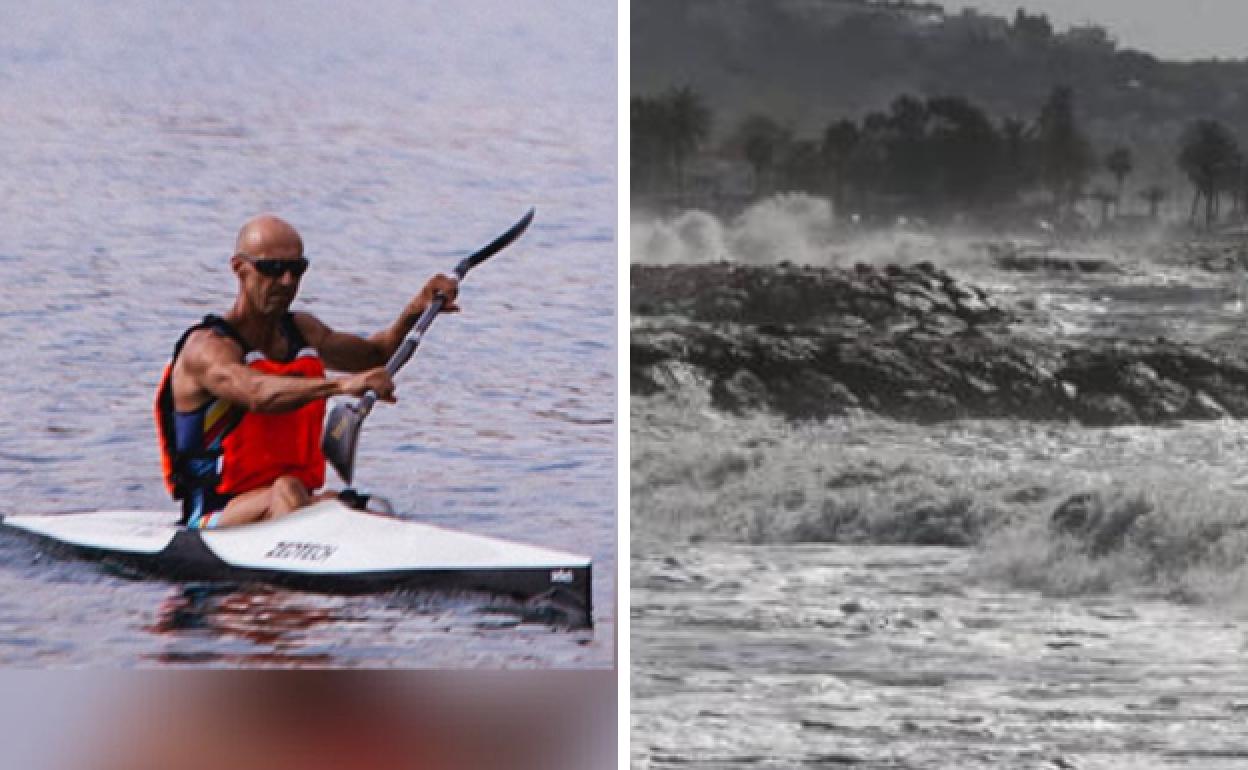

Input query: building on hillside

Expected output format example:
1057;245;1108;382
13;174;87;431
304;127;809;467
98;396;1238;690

1062;24;1116;53
869;0;945;26
776;0;945;30
941;8;1010;43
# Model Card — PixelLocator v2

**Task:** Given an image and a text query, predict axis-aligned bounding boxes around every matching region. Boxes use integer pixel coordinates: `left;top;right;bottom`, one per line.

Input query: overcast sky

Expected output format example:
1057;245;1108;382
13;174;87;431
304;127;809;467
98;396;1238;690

952;1;1248;60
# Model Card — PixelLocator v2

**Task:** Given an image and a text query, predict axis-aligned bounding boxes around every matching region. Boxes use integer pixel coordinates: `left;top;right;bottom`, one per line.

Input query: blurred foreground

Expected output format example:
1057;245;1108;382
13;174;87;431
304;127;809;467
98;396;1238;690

1;672;615;770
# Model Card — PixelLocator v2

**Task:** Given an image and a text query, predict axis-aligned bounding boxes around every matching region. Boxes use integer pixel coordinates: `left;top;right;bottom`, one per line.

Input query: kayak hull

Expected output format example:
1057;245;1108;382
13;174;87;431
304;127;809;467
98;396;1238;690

2;501;593;627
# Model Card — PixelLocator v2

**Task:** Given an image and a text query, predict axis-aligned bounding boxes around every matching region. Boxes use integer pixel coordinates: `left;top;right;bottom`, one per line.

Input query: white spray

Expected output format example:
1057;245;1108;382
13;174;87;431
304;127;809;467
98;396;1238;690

631;193;996;271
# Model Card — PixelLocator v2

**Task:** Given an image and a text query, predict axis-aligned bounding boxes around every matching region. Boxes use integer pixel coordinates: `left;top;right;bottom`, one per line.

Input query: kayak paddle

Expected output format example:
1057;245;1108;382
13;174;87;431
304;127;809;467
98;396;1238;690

323;207;535;486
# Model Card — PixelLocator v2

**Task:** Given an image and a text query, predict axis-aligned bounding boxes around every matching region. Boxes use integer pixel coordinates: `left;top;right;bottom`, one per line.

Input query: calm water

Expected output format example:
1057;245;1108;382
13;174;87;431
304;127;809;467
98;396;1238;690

0;0;616;667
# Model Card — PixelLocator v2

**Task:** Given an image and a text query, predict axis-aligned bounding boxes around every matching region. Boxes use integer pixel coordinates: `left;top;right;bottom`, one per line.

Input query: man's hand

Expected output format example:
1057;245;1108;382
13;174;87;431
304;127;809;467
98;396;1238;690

407;273;460;319
337;367;397;402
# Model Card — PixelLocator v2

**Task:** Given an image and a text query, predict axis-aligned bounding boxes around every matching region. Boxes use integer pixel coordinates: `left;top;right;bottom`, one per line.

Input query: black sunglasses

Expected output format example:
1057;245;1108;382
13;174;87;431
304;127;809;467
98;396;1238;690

237;253;310;278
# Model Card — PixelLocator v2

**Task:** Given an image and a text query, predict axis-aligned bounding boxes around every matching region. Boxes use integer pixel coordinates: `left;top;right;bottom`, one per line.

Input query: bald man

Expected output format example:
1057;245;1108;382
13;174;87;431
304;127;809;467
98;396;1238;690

154;215;459;529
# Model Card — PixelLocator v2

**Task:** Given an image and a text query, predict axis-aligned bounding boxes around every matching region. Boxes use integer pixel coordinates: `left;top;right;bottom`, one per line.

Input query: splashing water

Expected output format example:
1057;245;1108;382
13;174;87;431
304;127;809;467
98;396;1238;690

630;193;1044;273
632;217;1248;606
631;194;836;265
633;387;1248;607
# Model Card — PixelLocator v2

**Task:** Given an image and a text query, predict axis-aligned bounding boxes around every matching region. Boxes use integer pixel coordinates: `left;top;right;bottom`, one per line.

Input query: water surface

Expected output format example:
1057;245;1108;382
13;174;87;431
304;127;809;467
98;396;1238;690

0;0;616;667
632;208;1248;761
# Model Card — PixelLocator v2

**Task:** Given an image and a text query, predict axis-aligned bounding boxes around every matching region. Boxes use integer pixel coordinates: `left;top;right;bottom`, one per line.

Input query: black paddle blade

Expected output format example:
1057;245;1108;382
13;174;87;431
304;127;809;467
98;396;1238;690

323;400;364;485
456;207;535;276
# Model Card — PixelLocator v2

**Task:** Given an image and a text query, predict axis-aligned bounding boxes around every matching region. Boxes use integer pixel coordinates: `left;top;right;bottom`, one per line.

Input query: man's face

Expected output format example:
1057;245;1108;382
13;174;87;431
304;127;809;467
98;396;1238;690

235;241;306;315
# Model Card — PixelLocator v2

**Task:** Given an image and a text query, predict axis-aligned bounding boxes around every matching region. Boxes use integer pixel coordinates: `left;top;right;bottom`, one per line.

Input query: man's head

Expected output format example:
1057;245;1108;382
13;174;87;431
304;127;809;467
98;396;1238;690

231;215;307;315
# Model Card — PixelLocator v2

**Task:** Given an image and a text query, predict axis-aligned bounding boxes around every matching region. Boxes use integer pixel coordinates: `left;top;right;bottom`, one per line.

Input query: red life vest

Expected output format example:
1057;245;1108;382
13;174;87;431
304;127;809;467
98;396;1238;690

154;315;327;508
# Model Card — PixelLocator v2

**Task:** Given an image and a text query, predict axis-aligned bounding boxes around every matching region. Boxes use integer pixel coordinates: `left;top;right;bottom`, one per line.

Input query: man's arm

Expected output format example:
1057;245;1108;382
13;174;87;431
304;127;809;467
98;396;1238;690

179;331;396;413
295;273;460;373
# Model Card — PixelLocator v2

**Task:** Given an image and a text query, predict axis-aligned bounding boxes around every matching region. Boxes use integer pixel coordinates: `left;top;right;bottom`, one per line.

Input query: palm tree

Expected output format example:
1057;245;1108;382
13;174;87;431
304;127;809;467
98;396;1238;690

926;95;1002;211
631;95;667;196
1104;146;1133;216
998;117;1033;202
1178;119;1241;229
1034;87;1095;217
738;114;790;196
779;140;824;193
1089;187;1116;227
821;119;860;209
662;86;712;203
1139;185;1167;220
1230;158;1248;221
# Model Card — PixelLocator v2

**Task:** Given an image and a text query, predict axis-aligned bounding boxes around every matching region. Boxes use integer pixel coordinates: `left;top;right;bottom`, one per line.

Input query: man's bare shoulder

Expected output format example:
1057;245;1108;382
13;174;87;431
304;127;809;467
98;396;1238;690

171;327;248;409
179;327;245;370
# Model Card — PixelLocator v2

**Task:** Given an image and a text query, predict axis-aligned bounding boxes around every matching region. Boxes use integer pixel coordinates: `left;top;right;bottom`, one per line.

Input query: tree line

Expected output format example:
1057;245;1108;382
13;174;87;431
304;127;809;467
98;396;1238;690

632;85;1248;229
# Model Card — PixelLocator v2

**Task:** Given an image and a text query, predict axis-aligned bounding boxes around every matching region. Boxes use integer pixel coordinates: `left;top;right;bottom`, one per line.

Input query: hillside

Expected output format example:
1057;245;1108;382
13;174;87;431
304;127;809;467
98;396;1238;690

632;0;1248;183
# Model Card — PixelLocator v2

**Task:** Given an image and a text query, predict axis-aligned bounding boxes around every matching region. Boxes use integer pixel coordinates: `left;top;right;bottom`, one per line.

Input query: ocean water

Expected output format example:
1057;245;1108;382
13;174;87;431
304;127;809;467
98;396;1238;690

633;206;1248;764
0;0;616;667
633;545;1248;769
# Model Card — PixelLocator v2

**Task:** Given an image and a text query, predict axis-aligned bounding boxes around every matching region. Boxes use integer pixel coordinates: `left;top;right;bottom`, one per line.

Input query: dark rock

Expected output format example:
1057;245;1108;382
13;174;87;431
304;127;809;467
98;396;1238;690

1186;391;1230;419
773;370;859;418
1088;498;1151;555
631;263;1007;328
895;499;978;545
995;253;1119;273
899;389;962;422
1074;393;1138;426
1051;492;1102;534
1118;362;1190;420
1192;373;1248;415
632;368;663;397
1050;492;1151;555
919;314;968;337
631;263;1248;426
1005;485;1051;504
712;369;769;413
894;290;934;315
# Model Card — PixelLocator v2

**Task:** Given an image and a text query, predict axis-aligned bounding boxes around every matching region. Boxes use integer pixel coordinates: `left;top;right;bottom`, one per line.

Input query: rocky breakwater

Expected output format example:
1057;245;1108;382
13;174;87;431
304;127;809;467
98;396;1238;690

631;262;1248;425
1161;236;1248;272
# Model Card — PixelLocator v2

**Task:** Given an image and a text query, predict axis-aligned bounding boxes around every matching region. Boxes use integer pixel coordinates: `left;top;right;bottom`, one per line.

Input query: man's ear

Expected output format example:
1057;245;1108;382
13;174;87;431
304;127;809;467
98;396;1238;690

230;254;245;276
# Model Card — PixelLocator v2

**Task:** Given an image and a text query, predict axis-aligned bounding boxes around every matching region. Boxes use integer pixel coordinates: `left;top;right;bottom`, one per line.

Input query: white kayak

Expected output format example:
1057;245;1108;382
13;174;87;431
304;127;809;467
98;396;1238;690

1;500;592;624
